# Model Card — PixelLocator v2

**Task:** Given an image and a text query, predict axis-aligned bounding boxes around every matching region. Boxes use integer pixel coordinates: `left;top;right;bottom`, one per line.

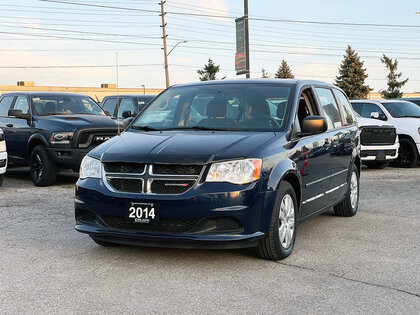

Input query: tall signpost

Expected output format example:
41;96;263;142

235;0;250;77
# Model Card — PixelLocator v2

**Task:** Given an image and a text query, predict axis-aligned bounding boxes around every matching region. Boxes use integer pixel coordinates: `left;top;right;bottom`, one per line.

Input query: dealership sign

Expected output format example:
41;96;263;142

235;16;248;75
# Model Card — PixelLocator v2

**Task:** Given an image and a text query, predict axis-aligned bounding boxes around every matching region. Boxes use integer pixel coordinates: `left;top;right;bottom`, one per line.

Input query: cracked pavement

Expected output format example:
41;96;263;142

0;166;419;314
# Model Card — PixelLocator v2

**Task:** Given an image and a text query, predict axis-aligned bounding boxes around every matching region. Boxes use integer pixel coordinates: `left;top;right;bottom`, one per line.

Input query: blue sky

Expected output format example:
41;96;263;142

0;0;419;92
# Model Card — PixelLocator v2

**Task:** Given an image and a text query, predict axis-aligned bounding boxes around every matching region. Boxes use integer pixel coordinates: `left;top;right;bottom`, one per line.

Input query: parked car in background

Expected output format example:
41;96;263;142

397;98;420;107
0;128;6;186
351;99;420;167
0;92;119;186
75;79;361;260
101;95;155;119
354;112;399;169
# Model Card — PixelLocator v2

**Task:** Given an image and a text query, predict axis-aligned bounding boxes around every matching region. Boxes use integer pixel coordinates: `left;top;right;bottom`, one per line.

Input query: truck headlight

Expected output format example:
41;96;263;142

418;127;420;135
80;155;102;179
206;159;262;185
50;132;73;144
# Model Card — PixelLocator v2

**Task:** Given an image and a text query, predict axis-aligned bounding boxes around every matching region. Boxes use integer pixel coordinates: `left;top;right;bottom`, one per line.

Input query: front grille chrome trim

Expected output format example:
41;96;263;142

102;164;203;195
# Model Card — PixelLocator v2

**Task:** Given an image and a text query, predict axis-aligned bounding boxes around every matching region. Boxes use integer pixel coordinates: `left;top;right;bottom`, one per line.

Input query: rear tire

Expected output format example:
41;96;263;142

0;174;4;187
257;181;297;260
364;161;389;169
29;145;58;187
91;237;116;247
396;138;419;168
334;164;359;217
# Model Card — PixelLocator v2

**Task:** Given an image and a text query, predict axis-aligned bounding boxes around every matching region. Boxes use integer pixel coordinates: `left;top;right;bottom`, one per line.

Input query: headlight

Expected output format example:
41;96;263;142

206;159;262;185
80;155;102;179
0;129;4;142
50;132;74;144
418;127;420;135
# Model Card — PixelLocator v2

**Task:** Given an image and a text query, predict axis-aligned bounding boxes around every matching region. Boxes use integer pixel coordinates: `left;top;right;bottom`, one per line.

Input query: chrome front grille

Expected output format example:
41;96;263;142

103;163;203;195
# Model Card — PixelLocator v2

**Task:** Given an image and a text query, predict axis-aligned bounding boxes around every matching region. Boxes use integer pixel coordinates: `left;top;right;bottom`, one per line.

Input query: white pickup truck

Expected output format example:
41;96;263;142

353;112;399;168
351;100;420;168
0;128;7;186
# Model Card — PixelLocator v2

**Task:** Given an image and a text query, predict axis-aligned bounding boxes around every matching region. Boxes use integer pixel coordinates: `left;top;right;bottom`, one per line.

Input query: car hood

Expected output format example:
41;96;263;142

355;116;394;128
91;130;277;164
36;114;119;131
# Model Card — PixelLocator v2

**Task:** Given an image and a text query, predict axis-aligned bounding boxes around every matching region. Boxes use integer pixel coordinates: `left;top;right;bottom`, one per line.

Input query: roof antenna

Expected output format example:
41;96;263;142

115;52;120;135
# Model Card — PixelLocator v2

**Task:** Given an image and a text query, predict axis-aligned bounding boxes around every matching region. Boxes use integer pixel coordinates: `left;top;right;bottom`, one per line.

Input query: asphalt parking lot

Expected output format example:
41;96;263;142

0;166;419;314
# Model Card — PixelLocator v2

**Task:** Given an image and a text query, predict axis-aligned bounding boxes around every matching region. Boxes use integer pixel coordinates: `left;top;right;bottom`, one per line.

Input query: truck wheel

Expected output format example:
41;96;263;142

364;161;389;169
0;174;4;187
396;138;419;168
257;181;297;260
334;164;359;217
30;145;58;187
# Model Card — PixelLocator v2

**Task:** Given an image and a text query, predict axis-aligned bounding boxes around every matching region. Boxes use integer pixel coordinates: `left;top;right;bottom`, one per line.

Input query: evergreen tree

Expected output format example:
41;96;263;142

275;59;294;79
380;54;408;99
197;58;220;81
261;68;270;78
335;45;371;99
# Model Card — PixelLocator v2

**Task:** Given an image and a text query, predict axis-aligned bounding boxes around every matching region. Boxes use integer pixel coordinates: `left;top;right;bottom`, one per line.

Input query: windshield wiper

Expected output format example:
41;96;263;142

163;125;226;131
131;125;159;131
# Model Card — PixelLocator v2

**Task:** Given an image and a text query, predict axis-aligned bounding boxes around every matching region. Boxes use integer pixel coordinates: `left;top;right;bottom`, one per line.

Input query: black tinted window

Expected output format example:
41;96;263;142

0;96;15;116
351;103;362;115
13;96;30;114
360;103;386;120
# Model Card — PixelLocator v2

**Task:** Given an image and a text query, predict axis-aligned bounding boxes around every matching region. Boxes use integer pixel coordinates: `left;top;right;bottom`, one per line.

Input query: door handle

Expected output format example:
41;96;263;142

6;123;13;128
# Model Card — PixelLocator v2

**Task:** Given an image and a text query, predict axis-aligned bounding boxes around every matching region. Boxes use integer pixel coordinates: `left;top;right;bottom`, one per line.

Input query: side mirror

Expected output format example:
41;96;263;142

8;109;29;120
122;110;133;119
300;116;328;136
123;117;134;130
370;112;380;119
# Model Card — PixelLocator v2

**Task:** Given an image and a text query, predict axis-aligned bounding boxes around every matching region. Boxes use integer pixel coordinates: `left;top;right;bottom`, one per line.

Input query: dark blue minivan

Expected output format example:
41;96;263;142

75;79;360;260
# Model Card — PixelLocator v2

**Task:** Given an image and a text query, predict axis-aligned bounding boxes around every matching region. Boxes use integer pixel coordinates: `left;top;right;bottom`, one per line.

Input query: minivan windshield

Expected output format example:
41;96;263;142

32;95;105;116
131;84;293;131
381;101;420;118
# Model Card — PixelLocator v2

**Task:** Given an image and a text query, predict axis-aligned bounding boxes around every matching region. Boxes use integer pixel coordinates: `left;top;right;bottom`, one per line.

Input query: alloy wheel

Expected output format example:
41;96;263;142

350;171;358;209
399;143;414;167
32;153;43;180
278;194;295;249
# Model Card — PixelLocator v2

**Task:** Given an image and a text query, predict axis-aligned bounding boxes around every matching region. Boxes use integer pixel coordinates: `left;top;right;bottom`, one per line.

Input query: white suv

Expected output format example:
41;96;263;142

354;112;399;169
0;129;7;186
351;100;420;168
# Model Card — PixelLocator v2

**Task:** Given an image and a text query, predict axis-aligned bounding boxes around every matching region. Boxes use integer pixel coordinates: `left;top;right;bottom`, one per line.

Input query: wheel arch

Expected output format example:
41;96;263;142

27;134;49;156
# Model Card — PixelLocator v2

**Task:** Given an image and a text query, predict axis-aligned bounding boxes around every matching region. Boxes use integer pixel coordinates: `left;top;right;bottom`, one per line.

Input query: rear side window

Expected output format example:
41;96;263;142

102;98;117;115
13;96;30;114
0;96;15;116
333;90;355;125
315;88;343;129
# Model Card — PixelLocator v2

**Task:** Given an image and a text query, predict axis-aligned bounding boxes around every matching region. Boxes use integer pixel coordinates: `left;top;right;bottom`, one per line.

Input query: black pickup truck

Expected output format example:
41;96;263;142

0;92;119;186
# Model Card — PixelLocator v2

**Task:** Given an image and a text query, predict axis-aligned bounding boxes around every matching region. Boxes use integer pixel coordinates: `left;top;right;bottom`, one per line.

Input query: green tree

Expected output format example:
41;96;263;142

261;68;270;78
335;45;371;99
275;59;294;79
197;58;221;81
380;54;408;99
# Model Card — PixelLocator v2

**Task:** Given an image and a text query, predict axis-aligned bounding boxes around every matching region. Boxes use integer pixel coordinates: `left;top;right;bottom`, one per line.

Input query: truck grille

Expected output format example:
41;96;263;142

103;163;203;195
100;215;197;233
360;127;396;145
77;130;117;148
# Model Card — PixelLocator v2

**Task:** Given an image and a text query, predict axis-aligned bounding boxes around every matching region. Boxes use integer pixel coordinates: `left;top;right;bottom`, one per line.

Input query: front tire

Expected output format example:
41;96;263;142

396;138;419;168
334;164;359;217
257;181;297;260
30;145;58;187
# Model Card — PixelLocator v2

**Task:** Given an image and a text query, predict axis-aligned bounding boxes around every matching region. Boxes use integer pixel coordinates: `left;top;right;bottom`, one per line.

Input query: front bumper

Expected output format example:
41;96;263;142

360;143;399;161
75;178;274;249
0;150;7;174
46;147;91;170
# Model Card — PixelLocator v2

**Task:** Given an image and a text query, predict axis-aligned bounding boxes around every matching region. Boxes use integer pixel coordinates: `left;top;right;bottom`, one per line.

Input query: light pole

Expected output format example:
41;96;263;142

140;84;145;94
167;40;188;56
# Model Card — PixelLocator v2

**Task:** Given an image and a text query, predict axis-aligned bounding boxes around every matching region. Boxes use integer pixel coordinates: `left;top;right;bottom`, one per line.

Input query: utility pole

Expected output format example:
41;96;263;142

244;0;250;78
160;1;170;88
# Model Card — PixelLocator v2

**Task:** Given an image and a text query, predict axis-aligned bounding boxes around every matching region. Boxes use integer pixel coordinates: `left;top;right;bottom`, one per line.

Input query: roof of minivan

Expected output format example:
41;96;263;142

171;78;335;88
1;91;91;98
